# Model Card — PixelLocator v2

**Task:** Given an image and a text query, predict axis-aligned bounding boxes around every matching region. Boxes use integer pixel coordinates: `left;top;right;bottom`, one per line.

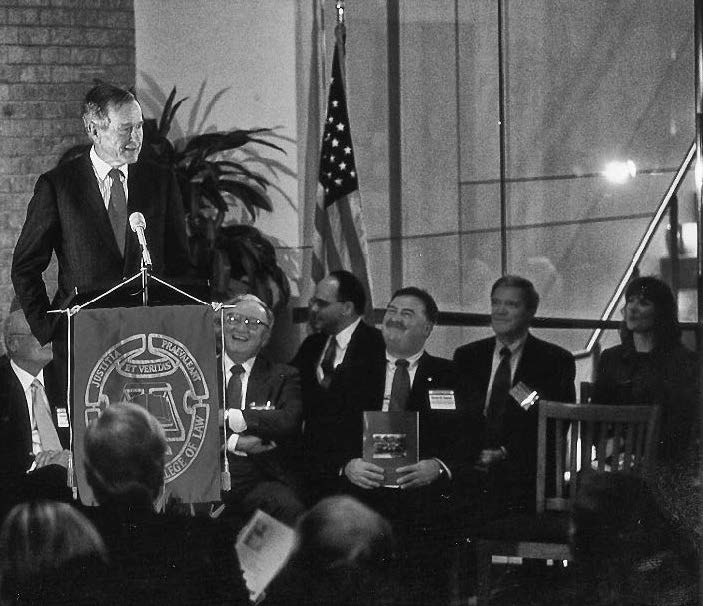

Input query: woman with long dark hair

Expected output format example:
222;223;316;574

592;276;698;462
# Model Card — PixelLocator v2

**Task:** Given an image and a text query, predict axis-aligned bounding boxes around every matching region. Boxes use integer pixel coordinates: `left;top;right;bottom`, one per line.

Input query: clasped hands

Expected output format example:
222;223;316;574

344;457;442;490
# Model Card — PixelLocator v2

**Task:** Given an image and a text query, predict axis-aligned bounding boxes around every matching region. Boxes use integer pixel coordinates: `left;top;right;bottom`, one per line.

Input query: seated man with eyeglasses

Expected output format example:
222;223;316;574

220;294;305;526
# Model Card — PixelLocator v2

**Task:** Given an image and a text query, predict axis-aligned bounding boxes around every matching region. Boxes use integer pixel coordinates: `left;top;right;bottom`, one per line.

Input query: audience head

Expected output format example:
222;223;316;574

3;309;52;375
308;270;366;335
82;83;142;167
0;501;107;606
84;403;166;508
382;287;437;358
274;496;395;605
295;495;394;569
222;293;273;363
490;275;539;344
621;276;680;350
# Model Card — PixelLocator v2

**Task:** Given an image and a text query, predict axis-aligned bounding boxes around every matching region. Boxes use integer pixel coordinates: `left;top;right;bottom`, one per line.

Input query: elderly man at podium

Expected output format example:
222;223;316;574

11;82;191;347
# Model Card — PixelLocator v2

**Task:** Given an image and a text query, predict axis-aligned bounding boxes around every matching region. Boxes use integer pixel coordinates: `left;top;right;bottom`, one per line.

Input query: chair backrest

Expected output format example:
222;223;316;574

535;401;660;514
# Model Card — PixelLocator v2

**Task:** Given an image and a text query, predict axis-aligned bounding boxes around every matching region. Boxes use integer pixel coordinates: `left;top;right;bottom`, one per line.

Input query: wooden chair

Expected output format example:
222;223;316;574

474;401;660;606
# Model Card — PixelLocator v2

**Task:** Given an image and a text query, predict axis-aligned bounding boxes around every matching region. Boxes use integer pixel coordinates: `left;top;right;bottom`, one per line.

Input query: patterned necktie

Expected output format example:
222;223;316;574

108;168;127;255
319;337;337;389
31;379;62;451
226;364;246;411
486;346;512;446
388;359;411;411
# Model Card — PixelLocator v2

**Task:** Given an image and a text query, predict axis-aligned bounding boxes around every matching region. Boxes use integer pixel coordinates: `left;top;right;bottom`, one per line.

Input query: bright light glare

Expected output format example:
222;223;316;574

603;160;637;184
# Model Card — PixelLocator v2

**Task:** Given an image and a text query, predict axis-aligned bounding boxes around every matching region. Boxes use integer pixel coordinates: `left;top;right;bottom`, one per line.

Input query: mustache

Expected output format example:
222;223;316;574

384;320;405;329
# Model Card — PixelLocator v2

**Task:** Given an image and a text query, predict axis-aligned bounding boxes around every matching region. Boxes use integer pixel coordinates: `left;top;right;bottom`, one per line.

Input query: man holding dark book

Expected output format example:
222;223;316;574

338;286;476;605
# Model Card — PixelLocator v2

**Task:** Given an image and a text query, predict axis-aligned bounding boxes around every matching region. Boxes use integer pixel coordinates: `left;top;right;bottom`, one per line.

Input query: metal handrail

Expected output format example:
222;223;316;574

584;140;696;352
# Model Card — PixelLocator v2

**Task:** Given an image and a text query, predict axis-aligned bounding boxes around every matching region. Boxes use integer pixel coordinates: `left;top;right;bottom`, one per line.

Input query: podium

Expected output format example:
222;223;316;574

53;268;224;506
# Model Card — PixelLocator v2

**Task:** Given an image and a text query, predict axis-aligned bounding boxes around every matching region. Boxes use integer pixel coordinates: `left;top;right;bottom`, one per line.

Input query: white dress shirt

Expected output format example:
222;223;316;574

315;317;361;383
90;146;128;210
224;353;256;453
10;360;46;456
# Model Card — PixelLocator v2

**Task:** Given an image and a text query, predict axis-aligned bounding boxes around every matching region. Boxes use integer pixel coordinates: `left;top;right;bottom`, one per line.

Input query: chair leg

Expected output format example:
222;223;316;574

475;542;492;606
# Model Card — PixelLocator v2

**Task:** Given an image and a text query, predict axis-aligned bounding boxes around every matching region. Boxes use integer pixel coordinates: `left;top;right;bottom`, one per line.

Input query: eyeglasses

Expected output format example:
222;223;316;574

224;313;269;329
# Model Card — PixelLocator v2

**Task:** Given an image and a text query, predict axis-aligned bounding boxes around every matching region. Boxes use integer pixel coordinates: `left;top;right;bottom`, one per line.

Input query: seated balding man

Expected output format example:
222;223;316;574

0;306;71;517
221;294;305;525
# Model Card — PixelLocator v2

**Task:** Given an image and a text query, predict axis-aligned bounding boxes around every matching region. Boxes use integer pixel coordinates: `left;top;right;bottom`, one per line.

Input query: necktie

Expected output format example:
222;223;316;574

226;364;246;411
108;168;127;255
388;359;411;411
31;379;62;451
486;346;512;446
319;337;337;389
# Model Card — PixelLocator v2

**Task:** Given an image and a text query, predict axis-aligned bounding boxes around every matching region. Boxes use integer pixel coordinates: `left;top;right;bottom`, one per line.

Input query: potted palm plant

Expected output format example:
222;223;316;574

140;87;291;309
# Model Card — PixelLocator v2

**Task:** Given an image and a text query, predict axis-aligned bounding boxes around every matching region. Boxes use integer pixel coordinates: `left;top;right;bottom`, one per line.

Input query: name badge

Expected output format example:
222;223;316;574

429;390;455;410
56;408;69;427
510;382;539;411
248;400;274;411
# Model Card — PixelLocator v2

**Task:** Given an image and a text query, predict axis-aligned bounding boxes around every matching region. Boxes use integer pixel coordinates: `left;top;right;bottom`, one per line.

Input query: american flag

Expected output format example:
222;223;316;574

311;21;373;309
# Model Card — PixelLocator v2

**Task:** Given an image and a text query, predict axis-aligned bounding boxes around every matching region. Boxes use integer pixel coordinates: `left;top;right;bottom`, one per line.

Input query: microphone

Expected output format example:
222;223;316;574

129;212;152;268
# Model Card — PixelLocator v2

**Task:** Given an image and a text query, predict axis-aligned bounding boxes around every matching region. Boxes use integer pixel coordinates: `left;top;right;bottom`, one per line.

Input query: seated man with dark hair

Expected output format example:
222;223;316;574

82;402;248;606
454;274;575;514
336;286;477;605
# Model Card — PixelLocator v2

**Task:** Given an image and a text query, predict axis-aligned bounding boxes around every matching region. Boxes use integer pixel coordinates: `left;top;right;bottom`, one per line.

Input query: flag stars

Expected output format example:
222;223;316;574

329;155;335;163
344;146;352;155
350;170;356;178
339;162;347;170
331;139;339;147
336;122;345;132
332;99;339;108
327;116;334;124
334;178;343;186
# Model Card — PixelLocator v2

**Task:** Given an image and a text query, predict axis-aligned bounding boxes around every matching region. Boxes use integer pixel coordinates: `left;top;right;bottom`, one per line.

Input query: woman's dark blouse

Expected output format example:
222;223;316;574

592;342;698;461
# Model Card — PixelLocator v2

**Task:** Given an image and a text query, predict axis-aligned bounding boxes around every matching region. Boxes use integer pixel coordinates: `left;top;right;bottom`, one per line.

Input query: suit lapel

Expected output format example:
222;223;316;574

245;356;271;406
408;352;431;411
513;333;536;387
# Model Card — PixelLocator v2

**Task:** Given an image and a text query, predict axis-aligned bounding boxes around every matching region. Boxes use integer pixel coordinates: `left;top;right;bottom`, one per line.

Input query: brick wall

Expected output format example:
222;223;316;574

0;0;135;327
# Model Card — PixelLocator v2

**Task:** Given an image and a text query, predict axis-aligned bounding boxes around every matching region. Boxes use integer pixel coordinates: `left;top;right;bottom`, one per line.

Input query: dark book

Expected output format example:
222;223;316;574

362;411;419;488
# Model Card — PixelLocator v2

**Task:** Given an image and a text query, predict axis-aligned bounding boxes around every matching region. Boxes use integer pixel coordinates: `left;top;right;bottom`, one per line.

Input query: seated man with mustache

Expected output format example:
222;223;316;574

338;286;478;605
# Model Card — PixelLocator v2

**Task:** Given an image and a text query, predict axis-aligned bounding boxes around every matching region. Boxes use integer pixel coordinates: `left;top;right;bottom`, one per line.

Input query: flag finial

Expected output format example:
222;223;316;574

336;1;345;24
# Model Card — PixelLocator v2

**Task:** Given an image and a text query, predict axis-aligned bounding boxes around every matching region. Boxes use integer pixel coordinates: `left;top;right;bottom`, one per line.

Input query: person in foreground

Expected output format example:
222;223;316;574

82;402;248;606
592;276;698;463
0;500;108;606
265;495;396;606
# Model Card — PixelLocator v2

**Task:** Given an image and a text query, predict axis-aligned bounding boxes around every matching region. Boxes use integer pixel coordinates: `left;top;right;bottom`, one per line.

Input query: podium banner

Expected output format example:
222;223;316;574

72;305;220;506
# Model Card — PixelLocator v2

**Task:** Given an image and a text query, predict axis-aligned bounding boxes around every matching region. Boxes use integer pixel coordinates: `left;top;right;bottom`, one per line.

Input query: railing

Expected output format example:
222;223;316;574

583;140;696;353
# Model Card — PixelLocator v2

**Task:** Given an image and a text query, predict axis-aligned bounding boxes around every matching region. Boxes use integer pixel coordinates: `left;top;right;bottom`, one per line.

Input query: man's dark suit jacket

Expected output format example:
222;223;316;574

223;354;303;491
0;356;70;515
291;321;386;492
11;153;192;345
453;333;575;506
341;352;475;481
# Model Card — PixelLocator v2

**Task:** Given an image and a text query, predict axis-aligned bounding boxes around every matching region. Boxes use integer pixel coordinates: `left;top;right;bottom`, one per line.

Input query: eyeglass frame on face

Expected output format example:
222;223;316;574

223;312;269;330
